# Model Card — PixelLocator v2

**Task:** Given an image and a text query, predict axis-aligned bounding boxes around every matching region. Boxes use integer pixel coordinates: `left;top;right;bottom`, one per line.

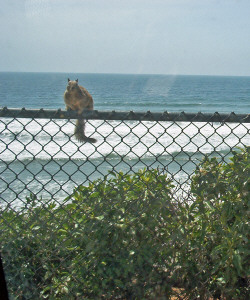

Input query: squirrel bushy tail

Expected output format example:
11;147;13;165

74;119;97;143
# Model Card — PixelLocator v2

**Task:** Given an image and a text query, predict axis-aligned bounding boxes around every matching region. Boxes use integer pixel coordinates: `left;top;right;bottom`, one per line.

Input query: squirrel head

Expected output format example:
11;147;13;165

67;79;79;91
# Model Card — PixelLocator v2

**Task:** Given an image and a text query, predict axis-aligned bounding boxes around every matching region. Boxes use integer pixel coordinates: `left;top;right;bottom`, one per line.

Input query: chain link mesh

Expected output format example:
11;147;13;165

0;107;249;299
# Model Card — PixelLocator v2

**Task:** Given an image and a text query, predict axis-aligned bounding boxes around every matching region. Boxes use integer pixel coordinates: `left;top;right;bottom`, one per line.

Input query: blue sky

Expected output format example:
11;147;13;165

1;0;250;75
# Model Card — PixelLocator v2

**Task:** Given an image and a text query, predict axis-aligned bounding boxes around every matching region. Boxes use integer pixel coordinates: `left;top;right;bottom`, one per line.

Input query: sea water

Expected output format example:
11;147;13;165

1;72;250;113
0;72;249;204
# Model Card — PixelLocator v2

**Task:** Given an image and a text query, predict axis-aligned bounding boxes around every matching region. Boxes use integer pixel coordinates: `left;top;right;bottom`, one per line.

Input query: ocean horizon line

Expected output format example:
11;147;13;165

0;71;249;78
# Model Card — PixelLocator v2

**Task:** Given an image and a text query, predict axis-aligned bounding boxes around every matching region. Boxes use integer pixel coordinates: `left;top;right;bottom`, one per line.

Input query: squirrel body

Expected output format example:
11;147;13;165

64;79;96;143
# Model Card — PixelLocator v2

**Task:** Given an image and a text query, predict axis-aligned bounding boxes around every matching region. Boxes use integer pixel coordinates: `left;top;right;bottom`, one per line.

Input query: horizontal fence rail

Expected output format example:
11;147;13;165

1;106;250;122
0;107;249;299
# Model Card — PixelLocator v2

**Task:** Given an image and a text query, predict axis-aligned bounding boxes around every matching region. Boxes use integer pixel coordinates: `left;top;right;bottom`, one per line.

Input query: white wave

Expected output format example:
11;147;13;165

0;118;249;162
1;117;249;205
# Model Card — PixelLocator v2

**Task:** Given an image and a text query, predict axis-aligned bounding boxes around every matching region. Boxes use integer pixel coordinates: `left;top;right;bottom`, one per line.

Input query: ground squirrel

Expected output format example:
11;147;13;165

64;78;97;143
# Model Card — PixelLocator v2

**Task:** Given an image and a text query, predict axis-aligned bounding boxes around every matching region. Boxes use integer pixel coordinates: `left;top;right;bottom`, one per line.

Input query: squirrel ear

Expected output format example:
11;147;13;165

76;79;78;83
68;78;70;82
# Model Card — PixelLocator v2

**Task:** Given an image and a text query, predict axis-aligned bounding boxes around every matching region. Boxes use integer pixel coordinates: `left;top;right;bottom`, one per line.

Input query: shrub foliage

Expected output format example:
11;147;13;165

1;147;249;299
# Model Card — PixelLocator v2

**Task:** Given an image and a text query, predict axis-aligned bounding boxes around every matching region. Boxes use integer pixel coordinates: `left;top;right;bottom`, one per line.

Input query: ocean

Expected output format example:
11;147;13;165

1;72;250;113
0;72;250;204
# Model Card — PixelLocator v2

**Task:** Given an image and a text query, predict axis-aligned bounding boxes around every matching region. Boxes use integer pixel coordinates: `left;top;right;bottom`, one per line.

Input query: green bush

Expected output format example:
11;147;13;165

0;147;249;299
1;169;185;299
181;147;249;298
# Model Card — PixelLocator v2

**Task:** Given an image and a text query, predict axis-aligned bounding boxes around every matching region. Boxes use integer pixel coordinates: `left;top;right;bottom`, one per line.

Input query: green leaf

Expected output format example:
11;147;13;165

233;252;243;275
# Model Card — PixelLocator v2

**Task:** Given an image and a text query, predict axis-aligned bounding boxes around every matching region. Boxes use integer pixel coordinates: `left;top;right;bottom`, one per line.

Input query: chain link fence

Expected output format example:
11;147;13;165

0;107;249;299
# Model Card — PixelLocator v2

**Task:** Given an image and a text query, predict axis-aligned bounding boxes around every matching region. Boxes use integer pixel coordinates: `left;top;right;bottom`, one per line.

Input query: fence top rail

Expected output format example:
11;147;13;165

0;107;250;123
